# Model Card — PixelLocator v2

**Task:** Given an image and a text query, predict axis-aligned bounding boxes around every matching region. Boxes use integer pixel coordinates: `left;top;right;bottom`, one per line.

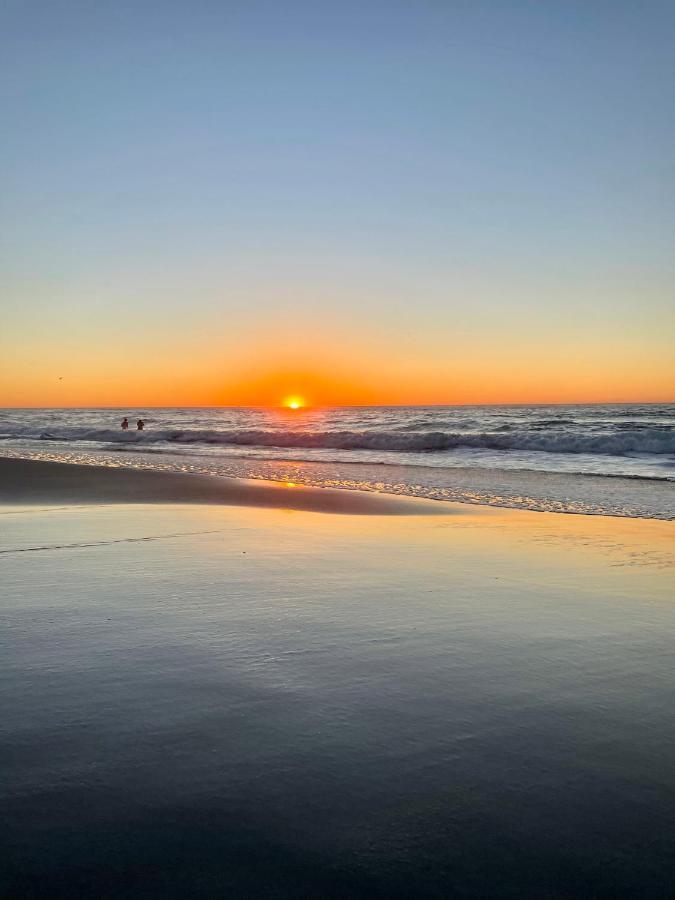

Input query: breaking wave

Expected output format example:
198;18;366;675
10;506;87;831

3;426;673;456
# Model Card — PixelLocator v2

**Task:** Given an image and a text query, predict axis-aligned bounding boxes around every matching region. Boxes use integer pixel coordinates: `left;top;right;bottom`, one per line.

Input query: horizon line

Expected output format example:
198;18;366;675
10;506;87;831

1;400;673;410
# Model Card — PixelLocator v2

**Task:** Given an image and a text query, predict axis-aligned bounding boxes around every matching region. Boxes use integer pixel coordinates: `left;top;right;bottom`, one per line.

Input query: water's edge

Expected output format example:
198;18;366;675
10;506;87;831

2;448;673;521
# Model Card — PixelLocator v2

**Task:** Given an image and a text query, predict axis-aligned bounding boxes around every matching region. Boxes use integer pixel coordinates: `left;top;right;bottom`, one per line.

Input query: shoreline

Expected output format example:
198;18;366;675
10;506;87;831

0;456;449;517
1;451;673;522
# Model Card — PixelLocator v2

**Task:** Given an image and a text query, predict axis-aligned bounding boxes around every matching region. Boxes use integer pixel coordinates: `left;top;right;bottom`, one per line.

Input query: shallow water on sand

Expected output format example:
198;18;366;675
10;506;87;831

2;505;674;898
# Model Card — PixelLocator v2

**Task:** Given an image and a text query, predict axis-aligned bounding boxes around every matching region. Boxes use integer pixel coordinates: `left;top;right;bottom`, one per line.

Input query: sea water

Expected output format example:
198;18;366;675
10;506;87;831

1;404;673;519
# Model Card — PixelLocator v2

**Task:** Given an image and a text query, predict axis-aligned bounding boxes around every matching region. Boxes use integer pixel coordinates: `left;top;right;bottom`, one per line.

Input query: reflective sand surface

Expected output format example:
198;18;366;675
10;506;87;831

2;502;674;897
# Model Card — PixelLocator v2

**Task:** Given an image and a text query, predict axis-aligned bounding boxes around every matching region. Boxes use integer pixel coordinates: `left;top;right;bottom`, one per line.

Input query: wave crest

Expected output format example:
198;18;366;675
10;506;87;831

3;426;672;456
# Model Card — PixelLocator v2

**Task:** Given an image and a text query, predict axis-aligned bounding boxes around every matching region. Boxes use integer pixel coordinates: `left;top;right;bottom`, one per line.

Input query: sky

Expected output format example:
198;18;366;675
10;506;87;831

1;0;674;406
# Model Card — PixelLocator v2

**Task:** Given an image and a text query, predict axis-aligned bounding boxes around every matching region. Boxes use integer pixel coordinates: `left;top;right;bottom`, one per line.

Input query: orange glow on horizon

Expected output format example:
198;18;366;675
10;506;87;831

1;330;673;407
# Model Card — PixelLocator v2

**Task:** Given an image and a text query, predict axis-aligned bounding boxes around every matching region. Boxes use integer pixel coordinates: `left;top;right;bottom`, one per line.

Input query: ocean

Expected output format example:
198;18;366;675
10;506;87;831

1;404;674;519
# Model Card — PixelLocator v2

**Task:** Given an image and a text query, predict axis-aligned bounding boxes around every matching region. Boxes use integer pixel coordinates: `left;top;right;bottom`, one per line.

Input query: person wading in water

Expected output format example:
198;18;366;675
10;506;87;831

121;417;129;430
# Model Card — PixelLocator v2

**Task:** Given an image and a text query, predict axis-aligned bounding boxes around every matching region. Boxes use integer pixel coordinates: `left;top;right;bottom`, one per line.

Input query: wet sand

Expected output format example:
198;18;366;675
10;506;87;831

1;461;674;898
0;456;447;516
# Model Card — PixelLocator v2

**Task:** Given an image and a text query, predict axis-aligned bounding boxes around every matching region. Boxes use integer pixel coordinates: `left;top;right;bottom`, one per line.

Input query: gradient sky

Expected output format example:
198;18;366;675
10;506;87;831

2;0;674;406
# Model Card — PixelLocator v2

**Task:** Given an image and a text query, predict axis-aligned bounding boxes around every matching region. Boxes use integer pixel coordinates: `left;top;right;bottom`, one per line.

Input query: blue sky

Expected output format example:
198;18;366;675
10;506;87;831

2;0;674;403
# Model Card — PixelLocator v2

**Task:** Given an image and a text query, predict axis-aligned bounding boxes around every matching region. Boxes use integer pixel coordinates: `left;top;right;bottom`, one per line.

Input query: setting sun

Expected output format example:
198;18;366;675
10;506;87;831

283;396;305;410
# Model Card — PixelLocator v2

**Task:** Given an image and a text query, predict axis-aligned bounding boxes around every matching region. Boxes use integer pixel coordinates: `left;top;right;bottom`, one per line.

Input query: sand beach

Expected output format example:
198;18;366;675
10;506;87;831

2;458;674;897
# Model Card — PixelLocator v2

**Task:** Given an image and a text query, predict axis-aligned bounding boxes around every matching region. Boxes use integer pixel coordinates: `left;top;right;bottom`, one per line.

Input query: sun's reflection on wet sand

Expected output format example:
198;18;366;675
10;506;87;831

0;447;672;521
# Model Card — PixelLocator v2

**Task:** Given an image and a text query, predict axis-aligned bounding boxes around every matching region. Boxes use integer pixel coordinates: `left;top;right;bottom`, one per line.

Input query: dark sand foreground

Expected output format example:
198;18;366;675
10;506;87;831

1;459;674;898
0;456;446;516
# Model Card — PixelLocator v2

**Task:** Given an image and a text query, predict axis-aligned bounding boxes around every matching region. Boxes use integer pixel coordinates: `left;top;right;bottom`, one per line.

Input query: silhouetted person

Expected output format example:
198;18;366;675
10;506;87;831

137;419;145;431
121;417;129;430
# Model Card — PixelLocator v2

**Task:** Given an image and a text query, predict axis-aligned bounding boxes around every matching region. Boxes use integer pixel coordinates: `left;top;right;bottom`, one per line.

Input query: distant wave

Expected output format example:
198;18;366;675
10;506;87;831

2;426;673;456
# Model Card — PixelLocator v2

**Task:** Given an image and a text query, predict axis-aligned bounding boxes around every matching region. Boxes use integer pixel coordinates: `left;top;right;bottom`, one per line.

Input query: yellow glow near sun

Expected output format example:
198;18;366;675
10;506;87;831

283;396;305;409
